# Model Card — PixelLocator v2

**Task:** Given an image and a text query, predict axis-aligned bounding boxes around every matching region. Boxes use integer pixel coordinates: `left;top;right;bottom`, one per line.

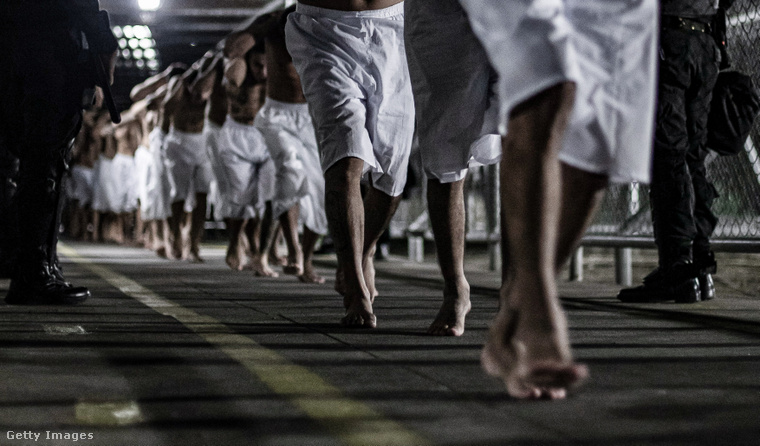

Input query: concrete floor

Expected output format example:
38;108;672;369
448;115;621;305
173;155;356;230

1;241;759;446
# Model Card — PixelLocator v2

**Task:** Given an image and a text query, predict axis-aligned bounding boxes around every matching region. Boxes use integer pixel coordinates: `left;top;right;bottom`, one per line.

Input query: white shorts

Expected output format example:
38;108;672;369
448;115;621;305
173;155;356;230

286;2;414;197
163;127;214;204
65;164;94;207
458;0;658;183
219;116;275;219
254;98;327;235
147;128;173;220
134;145;153;216
405;0;501;183
92;153;137;213
205;120;236;220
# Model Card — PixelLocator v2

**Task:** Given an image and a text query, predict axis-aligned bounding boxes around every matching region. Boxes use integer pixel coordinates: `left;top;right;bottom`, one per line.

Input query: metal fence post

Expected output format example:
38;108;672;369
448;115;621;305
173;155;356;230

615;248;632;286
569;247;584;282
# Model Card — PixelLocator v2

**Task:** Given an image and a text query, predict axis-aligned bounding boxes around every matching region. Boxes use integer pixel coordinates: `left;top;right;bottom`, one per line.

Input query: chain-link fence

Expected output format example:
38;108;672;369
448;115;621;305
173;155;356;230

587;1;760;251
398;3;760;278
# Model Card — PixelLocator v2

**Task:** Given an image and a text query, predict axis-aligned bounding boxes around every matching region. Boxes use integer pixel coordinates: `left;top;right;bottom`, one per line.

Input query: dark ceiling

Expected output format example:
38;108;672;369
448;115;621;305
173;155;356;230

100;0;287;109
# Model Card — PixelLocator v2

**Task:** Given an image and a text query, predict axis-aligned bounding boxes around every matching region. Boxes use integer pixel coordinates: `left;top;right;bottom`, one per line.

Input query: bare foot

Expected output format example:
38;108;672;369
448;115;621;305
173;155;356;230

428;281;471;336
283;249;304;276
298;264;325;284
341;294;376;328
170;240;183;261
226;245;245;271
187;248;204;263
250;255;279;278
269;253;288;267
480;307;588;400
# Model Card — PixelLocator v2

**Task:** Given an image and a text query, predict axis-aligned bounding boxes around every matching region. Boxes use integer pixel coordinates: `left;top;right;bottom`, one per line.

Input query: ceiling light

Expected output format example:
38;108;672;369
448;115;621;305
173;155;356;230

138;0;161;11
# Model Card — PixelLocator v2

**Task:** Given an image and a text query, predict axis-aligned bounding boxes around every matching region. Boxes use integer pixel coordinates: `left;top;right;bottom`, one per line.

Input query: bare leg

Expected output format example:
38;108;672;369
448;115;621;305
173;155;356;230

427;178;471;336
361;182;401;303
186;192;207;263
555;163;608;270
324;157;374;328
155;219;171;259
226;218;246;271
92;211;102;242
280;203;304;276
299;227;325;284
167;201;185;260
268;227;287;266
480;83;588;400
244;216;262;260
135;207;145;247
250;201;279;277
68;201;84;239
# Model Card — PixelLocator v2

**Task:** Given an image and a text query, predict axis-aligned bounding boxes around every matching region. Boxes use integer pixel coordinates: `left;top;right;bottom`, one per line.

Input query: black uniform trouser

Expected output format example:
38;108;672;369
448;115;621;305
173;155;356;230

0;10;87;270
650;25;720;267
0;144;19;265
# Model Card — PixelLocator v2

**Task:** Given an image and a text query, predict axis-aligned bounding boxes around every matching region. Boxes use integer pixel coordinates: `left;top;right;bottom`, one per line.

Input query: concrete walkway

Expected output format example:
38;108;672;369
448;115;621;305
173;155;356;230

1;241;759;445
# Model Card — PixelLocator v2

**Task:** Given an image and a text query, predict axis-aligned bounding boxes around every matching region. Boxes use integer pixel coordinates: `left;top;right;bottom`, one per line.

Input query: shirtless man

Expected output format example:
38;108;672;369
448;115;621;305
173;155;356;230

111;110;142;244
454;0;659;398
130;65;185;258
162;61;218;261
405;0;501;336
217;38;279;275
248;9;329;284
286;0;414;326
65;103;102;241
91;113;124;244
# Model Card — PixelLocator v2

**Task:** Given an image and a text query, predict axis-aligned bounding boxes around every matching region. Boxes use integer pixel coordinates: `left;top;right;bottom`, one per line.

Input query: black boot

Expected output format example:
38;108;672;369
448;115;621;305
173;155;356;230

5;143;89;305
0;149;19;279
5;250;89;305
617;261;701;303
694;250;717;301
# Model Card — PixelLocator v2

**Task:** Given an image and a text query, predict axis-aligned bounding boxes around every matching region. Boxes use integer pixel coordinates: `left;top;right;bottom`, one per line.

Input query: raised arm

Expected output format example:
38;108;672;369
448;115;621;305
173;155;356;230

130;62;187;101
161;74;184;119
190;51;223;100
223;12;278;60
144;84;168;111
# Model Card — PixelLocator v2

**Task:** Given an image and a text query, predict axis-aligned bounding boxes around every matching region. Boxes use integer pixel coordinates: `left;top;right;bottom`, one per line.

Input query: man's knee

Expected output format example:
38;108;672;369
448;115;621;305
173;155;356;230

324;157;363;188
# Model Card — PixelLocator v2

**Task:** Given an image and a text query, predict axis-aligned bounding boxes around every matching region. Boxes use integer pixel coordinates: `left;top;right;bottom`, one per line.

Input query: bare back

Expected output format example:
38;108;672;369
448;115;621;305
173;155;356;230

297;0;402;11
266;36;306;104
265;13;306;105
169;81;207;134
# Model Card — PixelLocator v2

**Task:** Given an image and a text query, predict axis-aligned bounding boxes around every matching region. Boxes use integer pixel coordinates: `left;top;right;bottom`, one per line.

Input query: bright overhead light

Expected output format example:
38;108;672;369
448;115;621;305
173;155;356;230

112;26;123;38
133;25;147;39
128;39;139;49
139;38;153;49
138;0;161;11
144;48;157;60
123;25;134;38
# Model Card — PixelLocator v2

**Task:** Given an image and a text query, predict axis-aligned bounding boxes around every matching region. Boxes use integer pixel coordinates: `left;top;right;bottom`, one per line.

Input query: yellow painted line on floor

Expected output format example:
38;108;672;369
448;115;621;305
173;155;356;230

75;400;144;426
59;243;431;446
